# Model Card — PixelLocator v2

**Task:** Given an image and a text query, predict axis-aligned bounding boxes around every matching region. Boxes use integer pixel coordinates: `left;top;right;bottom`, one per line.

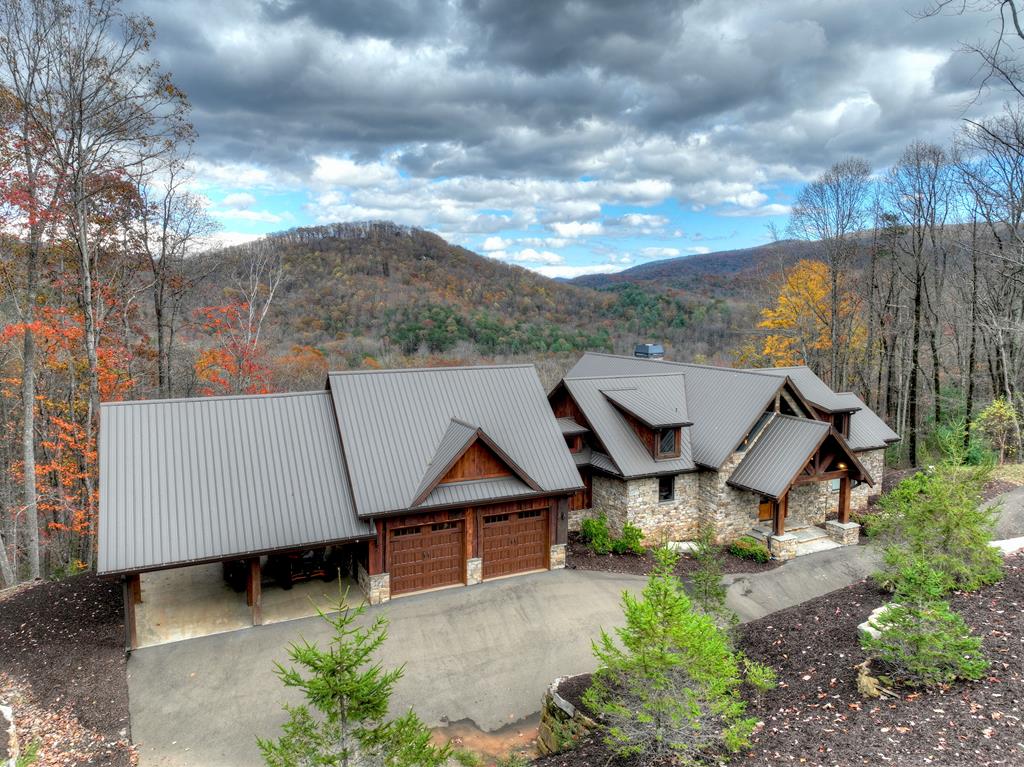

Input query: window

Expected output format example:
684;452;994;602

658;428;677;456
431;522;457;531
658;475;674;502
391;526;421;537
518;509;542;519
484;513;509;524
830;478;841;493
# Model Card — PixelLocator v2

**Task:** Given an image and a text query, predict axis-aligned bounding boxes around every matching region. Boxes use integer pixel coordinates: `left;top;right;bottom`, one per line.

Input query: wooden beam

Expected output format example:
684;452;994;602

368;520;385;575
123;576;138;652
838;475;851;524
247;558;263;626
772;496;786;537
128;572;142;604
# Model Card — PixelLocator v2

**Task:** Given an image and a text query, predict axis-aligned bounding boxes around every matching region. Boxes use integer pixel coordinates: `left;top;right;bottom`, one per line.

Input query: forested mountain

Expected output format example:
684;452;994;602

189;222;743;365
571;239;825;295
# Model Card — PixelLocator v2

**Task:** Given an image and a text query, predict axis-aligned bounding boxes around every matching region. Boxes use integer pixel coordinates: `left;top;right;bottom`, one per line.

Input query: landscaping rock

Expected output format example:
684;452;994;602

1;703;16;767
536;677;597;757
857;602;899;641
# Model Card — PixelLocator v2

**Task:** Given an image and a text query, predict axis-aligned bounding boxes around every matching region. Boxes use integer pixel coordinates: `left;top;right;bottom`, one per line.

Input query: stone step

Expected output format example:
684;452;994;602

795;537;842;556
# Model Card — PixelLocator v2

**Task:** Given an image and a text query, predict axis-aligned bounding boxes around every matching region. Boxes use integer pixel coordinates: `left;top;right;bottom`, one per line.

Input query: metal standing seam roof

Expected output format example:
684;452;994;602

327;365;583;517
562;373;695;478
833;392;901;450
748;365;858;413
419;476;536;507
410;418;480;502
97;390;375;575
566;353;786;469
726;415;832;499
602;387;692;428
557;417;590;436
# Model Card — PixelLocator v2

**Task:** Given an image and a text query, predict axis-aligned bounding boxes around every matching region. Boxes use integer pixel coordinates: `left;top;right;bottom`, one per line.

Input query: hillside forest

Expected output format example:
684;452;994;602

0;0;1022;585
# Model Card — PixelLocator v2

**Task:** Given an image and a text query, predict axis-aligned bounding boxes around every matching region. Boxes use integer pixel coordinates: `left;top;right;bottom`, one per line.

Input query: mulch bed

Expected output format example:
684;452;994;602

537;555;1024;767
0;573;134;766
566;533;779;577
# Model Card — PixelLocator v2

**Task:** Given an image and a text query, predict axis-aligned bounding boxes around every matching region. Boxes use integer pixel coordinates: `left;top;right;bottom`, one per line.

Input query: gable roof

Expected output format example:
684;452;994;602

833;392;901;450
727;415;873;499
410;418;541;506
602;387;691;429
328;365;582;516
98;390;374;575
566;353;787;469
746;365;858;413
560;373;695;478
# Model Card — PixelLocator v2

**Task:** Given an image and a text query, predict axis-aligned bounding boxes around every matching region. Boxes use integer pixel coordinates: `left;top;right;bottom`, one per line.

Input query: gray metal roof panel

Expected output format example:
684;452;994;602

834;392;900;450
566;353;783;469
602;387;691;428
563;373;695;478
727;415;830;499
589;451;619;475
557;417;589;436
328;365;583;516
747;366;856;412
419;476;537;508
97;390;374;574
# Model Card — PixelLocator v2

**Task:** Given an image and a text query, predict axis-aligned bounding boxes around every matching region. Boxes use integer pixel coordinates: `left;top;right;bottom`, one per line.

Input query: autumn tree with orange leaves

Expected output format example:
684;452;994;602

754;259;866;375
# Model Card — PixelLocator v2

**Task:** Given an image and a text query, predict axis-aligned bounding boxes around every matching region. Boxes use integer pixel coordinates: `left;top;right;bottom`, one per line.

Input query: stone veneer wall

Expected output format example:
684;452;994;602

787;481;835;527
697;452;759;544
588;473;700;543
852;448;885;511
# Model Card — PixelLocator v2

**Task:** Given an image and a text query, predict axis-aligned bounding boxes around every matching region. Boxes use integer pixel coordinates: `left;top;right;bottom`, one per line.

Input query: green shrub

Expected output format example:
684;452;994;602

862;559;989;689
610;523;644;555
450;750;483;767
690;521;736;630
580;514;613;555
869;427;1003;593
583;547;770;763
727;536;771;563
495;753;530;767
861;601;988;688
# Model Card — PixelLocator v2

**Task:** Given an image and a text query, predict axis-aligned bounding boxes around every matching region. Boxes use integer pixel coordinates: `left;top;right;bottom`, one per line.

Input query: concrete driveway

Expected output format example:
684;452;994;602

992;485;1024;540
128;547;883;766
128;569;644;767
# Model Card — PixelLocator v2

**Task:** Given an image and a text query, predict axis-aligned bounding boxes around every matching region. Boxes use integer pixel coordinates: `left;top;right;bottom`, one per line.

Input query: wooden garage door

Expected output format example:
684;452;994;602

482;505;549;579
388;520;464;595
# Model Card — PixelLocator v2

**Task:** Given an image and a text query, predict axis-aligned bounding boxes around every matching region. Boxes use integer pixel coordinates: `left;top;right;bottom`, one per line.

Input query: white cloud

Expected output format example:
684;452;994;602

718;203;792;217
222;192;257;209
638;247;680;258
481;236;508;251
191;159;298;190
687;246;712;254
551;220;604;238
533;263;626;279
199;230;265;250
311;155;400;188
214;208;287;223
490;248;565;265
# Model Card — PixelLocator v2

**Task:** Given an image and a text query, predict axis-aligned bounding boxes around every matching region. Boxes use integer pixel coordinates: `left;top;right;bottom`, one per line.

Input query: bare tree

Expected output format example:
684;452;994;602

788;157;873;389
135;154;218;396
883;141;956;466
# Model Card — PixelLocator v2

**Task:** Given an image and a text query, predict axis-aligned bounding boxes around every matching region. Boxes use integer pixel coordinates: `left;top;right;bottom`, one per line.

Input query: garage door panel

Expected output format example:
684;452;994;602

388;520;464;595
482;506;549;580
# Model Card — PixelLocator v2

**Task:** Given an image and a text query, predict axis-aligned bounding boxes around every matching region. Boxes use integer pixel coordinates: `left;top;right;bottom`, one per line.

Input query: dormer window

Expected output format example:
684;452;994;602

656;428;679;459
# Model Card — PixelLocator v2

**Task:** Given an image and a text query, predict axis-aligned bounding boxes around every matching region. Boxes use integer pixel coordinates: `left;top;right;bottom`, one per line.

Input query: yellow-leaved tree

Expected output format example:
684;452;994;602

757;259;865;373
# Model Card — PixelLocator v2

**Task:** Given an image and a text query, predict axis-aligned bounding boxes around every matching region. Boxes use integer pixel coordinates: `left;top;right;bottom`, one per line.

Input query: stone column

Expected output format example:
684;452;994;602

768;532;797;561
825;520;860;546
466;557;483;584
549;543;567;570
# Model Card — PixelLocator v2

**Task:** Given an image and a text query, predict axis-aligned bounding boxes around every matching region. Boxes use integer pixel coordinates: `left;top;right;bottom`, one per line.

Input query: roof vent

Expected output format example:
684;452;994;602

633;343;664;359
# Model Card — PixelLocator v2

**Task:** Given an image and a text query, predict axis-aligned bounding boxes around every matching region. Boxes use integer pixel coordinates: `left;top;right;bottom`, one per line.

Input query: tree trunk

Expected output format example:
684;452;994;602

930;329;942;427
908;271;923;467
22;222;40;581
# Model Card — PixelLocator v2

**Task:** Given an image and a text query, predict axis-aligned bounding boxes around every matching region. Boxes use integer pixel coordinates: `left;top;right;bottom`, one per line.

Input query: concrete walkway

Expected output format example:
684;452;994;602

128;547;881;767
991;485;1024;540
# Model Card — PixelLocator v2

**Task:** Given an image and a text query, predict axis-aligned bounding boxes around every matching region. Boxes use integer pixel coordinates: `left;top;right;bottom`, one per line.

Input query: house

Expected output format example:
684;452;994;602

97;365;581;648
550;353;899;558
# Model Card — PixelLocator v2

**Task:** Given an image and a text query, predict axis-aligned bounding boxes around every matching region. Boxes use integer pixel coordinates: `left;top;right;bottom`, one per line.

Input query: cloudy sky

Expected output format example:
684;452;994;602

130;0;1009;278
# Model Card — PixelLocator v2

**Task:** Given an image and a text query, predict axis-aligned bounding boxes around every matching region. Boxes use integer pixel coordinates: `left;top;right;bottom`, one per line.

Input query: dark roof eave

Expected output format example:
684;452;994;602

359;486;583;518
98;532;379;577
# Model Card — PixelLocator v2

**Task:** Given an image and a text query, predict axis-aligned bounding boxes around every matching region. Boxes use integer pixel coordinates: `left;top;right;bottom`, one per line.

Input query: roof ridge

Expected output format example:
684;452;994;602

577;352;784;379
101;389;328;408
328;363;533;376
565;371;688;381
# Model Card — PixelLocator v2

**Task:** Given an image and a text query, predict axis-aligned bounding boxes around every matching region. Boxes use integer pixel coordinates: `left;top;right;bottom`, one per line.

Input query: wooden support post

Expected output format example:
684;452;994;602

838;476;851;524
128;572;142;604
773;494;787;537
122;576;138;652
247;558;263;626
368;520;385;575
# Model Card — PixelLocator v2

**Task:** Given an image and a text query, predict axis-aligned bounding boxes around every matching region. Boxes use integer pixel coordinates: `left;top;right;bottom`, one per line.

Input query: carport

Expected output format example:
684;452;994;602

98;389;375;649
